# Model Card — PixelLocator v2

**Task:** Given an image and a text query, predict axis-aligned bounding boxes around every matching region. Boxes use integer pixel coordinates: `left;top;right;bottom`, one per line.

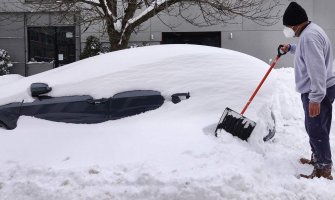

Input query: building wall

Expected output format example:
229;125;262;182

1;0;335;75
127;0;335;69
0;13;26;75
0;0;81;76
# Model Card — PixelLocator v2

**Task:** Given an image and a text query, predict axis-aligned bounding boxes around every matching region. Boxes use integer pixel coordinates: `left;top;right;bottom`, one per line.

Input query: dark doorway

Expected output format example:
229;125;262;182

161;32;221;47
28;26;76;67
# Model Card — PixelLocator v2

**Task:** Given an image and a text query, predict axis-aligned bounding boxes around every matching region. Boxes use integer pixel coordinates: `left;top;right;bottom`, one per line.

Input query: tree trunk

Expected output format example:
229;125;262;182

107;29;132;51
106;20;132;52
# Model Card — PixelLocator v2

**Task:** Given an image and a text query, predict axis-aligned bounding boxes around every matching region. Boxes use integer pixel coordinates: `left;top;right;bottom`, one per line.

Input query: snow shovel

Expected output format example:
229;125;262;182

215;45;286;141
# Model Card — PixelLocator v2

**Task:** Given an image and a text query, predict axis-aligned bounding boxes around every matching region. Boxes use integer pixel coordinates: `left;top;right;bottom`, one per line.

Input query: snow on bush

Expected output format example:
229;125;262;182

80;36;102;60
0;49;11;75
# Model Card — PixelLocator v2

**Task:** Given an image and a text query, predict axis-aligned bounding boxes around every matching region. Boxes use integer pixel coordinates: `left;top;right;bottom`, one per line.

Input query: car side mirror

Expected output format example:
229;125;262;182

30;83;52;97
171;92;190;104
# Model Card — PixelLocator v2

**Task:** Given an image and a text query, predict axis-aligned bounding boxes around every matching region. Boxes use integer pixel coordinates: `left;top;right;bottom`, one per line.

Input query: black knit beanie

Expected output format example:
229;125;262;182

283;2;308;26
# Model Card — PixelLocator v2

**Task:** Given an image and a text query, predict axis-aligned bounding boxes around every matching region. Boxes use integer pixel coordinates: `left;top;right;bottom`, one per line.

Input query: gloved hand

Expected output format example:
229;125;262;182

280;44;291;53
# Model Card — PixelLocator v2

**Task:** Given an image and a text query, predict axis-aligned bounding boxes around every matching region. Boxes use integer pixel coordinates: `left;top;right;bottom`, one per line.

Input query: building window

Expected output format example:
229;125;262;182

25;0;49;3
25;0;61;3
161;32;222;48
28;27;76;67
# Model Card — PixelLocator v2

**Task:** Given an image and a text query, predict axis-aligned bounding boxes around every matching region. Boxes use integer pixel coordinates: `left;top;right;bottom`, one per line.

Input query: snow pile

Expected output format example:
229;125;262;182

0;74;23;86
0;45;334;200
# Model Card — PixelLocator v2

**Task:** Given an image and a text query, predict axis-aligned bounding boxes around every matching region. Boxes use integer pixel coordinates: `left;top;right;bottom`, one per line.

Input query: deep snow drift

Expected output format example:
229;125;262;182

0;45;334;200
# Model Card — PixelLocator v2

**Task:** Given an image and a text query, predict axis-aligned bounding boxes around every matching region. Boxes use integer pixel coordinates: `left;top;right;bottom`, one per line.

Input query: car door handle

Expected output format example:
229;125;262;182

87;98;109;104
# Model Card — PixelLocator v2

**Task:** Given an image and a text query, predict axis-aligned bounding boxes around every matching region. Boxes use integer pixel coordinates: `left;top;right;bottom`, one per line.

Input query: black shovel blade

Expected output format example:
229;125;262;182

215;107;256;141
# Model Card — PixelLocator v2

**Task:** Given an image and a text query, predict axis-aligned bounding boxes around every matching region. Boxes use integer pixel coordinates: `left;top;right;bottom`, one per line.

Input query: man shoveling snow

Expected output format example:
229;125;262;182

281;2;335;180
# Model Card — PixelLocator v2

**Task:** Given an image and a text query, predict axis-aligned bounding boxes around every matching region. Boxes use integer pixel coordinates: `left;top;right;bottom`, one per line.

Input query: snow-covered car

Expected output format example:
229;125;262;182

0;44;276;141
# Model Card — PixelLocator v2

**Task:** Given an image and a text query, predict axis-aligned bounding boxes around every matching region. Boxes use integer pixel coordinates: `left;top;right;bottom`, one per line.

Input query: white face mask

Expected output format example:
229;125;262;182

283;26;295;38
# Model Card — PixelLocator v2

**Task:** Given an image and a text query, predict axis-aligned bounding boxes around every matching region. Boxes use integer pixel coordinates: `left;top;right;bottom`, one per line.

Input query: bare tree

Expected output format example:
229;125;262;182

6;0;283;51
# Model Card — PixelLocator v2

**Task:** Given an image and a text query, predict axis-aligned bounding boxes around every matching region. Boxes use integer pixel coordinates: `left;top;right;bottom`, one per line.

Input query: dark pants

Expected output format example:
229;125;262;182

301;84;335;170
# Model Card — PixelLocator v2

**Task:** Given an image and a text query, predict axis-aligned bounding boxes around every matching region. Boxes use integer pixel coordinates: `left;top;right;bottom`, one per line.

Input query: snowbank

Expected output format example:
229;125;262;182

0;74;23;87
1;45;334;200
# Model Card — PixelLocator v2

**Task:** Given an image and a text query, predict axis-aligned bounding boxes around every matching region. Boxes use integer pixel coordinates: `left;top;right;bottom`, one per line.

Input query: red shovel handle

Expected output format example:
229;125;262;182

240;45;286;115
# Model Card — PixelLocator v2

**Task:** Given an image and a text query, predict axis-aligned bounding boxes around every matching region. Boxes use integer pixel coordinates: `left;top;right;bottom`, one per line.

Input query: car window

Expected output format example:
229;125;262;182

111;90;164;110
113;90;161;99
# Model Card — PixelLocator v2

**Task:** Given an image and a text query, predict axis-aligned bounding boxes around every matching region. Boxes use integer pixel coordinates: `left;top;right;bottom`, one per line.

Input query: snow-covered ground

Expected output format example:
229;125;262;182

0;45;334;200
